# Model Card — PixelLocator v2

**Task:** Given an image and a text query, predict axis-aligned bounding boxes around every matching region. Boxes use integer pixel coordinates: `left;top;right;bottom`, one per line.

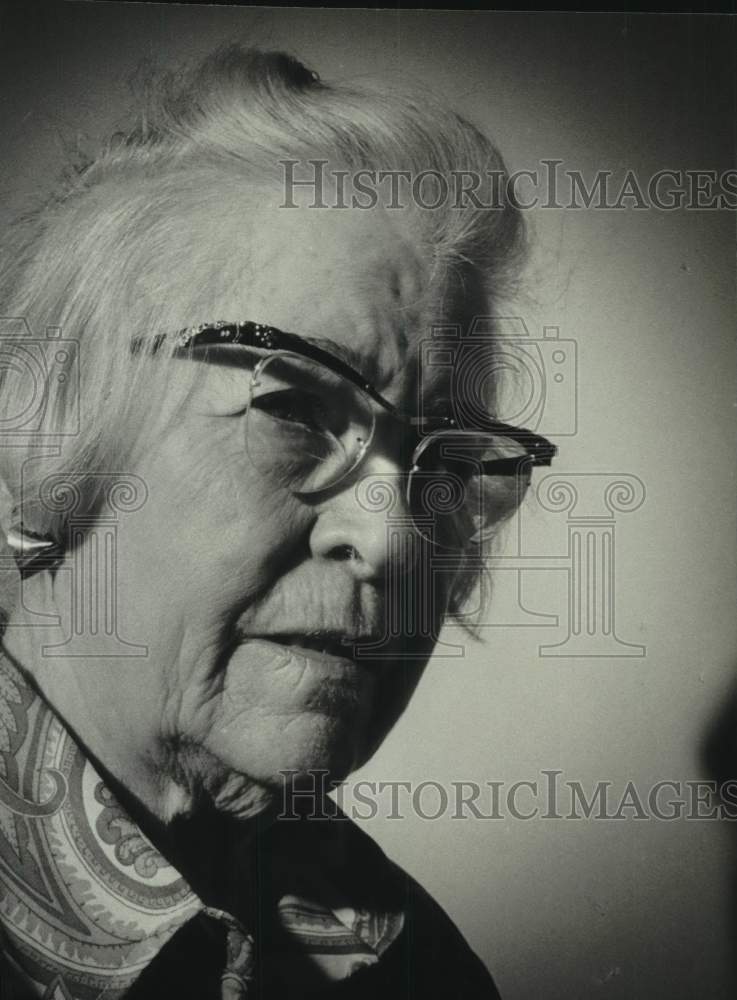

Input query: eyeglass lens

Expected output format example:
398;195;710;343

244;352;532;549
245;352;374;494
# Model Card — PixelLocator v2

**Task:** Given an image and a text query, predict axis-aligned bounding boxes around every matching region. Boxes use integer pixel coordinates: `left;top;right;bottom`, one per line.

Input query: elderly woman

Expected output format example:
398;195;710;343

0;47;554;999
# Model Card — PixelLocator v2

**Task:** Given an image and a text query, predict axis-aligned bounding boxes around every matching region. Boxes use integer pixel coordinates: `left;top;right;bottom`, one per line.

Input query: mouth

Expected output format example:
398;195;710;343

272;632;354;657
239;631;378;667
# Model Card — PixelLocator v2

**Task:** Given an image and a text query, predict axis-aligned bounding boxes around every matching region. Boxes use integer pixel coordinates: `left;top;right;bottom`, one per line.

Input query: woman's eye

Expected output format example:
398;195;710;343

251;389;328;432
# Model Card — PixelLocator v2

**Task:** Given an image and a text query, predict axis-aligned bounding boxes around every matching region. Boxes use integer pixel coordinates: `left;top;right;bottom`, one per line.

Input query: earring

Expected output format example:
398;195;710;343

5;524;63;578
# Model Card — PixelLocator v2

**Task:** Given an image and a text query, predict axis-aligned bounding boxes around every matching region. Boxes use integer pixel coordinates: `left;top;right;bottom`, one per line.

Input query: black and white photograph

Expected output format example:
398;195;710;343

0;5;734;999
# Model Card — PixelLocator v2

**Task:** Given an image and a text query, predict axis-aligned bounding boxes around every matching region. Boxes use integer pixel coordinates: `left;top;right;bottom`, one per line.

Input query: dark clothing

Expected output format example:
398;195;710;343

0;649;500;999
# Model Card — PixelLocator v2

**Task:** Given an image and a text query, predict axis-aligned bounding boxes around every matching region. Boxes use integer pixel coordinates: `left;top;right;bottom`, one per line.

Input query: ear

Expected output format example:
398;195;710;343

0;475;13;534
0;475;19;622
0;474;17;561
0;476;62;581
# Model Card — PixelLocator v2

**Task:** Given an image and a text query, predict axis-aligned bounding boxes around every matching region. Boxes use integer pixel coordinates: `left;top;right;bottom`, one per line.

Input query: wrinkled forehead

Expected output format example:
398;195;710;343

211;200;440;393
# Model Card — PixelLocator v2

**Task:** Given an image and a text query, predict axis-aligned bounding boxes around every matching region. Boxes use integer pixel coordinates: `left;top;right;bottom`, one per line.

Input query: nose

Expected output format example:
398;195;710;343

308;454;420;582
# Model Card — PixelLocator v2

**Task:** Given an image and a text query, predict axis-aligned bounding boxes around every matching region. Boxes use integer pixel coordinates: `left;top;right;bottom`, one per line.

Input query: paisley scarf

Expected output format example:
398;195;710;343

0;650;403;998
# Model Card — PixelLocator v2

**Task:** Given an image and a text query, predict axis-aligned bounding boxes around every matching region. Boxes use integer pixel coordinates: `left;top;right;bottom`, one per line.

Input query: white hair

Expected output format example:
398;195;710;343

0;45;525;613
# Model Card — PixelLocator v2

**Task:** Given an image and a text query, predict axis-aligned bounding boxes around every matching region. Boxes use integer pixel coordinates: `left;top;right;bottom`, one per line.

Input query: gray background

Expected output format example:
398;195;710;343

0;5;735;999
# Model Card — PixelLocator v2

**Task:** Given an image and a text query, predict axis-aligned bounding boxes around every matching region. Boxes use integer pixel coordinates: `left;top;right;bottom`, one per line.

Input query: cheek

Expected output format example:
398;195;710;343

114;420;310;637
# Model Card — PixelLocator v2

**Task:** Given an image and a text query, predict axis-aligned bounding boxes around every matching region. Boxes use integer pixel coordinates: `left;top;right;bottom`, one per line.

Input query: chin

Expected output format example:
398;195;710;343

201;639;427;799
203;707;371;799
268;712;372;784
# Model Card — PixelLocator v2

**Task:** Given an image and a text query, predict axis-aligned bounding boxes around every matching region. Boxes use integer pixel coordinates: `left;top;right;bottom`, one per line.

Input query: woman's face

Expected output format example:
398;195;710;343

24;201;461;821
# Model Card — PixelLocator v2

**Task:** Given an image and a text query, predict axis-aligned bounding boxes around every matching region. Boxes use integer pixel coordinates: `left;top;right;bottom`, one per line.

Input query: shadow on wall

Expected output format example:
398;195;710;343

703;672;737;997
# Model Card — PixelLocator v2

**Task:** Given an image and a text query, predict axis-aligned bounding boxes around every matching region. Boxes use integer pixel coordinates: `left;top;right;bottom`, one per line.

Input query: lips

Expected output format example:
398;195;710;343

240;631;385;672
265;633;352;658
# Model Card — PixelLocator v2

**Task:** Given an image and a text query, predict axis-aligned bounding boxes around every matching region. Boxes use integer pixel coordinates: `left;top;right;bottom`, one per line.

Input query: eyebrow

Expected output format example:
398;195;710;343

136;324;373;381
133;320;398;413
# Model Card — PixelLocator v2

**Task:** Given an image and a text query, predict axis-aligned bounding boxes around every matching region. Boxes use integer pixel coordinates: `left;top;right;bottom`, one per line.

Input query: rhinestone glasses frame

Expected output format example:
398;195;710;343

132;319;558;477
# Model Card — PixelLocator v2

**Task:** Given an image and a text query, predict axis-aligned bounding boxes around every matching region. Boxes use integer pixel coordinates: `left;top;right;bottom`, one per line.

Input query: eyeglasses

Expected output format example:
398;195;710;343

132;321;557;550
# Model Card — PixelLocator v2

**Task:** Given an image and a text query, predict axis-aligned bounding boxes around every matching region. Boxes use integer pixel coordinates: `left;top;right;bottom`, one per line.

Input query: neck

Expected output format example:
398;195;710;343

1;574;278;912
97;756;277;918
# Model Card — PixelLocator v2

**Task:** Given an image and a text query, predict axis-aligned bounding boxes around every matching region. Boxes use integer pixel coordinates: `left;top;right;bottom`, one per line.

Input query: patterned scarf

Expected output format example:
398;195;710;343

0;650;403;998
